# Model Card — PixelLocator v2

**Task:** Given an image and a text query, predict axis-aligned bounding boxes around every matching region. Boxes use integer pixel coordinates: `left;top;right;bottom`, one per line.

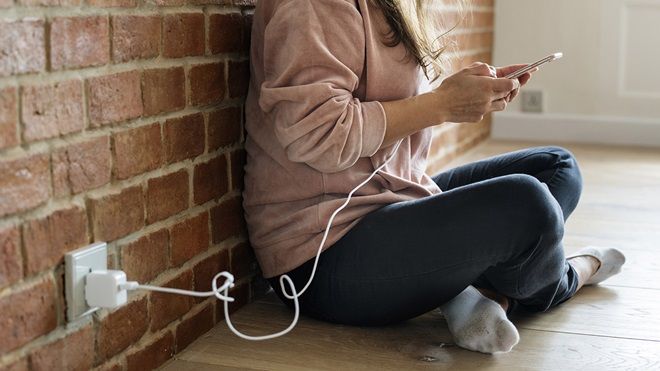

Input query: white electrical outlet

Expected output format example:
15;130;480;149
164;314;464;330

521;90;544;113
65;242;107;322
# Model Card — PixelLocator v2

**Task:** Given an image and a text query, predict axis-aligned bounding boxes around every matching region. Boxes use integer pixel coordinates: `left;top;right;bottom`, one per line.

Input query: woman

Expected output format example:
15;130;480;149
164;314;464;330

243;0;625;354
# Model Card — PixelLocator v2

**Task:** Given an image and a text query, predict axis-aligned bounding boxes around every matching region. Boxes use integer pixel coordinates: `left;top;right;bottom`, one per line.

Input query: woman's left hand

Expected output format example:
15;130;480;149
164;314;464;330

492;64;538;102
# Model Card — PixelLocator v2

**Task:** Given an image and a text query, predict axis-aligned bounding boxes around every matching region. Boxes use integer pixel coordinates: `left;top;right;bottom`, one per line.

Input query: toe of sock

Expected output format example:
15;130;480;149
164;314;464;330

450;302;520;354
492;319;520;353
583;247;626;285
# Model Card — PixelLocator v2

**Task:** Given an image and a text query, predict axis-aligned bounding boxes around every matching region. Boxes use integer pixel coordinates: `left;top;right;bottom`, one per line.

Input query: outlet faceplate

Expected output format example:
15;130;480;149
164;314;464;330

65;242;107;322
521;90;544;113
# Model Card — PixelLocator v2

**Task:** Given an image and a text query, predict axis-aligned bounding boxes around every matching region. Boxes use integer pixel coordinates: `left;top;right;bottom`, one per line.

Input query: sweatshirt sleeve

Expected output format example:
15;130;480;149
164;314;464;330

258;0;387;173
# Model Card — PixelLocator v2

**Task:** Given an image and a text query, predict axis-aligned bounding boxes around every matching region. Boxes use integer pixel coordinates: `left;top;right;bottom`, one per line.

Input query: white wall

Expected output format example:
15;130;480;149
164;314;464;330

492;0;660;146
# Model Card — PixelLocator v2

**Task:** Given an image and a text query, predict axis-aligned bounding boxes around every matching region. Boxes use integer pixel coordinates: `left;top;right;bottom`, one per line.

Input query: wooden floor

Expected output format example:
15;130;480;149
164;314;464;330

161;141;660;371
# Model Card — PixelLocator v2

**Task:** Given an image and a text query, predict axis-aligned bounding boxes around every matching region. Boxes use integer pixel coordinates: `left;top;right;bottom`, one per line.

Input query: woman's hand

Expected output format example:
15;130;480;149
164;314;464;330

379;62;536;147
429;63;520;123
495;64;538;102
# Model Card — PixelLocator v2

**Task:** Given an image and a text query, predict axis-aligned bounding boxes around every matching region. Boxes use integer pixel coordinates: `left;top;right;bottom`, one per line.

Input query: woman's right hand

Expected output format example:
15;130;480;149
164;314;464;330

430;62;520;124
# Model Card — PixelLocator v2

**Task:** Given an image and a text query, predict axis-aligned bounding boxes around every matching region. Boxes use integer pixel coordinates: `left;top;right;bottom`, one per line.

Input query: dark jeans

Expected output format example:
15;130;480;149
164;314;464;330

269;146;583;326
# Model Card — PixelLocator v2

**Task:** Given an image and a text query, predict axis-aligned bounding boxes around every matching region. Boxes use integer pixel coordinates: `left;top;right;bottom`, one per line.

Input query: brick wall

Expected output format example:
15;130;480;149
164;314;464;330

427;0;495;174
0;0;257;370
0;0;495;370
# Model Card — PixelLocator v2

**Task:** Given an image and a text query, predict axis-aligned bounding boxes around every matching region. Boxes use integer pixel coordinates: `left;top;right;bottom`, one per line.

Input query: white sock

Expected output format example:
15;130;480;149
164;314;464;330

440;286;519;354
567;246;626;285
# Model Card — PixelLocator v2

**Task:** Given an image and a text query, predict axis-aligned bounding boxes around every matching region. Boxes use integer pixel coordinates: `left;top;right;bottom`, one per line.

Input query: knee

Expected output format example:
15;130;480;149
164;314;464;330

505;174;565;243
546;146;583;195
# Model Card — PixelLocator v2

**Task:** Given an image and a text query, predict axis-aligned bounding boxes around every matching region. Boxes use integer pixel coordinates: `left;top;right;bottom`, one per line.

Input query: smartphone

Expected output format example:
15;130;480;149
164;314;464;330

505;52;563;79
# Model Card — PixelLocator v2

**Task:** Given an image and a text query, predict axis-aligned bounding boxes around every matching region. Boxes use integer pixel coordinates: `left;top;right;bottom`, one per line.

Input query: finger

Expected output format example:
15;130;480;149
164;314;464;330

491;77;520;94
487;65;498;78
518;73;531;86
495;64;529;78
468;61;486;67
508;88;519;102
465;63;492;76
490;98;507;112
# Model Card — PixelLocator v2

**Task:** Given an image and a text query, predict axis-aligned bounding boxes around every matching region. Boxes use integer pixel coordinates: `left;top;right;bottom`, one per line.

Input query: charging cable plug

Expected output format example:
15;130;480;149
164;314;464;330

85;270;128;309
78;140;401;340
78;141;402;340
119;271;236;302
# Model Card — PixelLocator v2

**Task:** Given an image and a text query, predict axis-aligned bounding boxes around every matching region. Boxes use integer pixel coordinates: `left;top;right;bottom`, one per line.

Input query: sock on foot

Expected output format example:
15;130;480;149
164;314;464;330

440;286;519;354
567;246;626;285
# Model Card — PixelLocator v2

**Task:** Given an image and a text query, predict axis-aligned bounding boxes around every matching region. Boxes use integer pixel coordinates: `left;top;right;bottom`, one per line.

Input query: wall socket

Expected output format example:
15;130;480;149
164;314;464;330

65;242;107;322
521;90;544;113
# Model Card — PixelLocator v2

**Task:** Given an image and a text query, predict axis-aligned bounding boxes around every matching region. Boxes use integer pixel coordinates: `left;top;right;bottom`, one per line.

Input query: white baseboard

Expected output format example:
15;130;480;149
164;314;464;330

493;112;660;148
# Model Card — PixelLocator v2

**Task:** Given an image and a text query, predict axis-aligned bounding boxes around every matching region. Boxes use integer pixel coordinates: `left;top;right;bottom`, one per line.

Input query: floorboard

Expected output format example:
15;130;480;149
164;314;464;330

160;140;660;371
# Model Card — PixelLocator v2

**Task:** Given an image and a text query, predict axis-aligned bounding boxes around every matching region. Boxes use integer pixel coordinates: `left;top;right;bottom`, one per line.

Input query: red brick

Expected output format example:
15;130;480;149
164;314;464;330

162;14;204;58
208;107;241;151
112;15;160;62
0;154;50;217
2;358;28;371
235;0;256;6
230;148;246;191
0;226;22;289
50;16;109;70
142;67;185;116
176;304;213;351
17;0;80;5
23;206;88;275
193;155;228;205
113;123;163;179
163;113;205;163
29;325;94;371
89;186;144;241
126;331;174;371
0;19;46;77
170;212;209;266
121;229;168;284
152;0;183;5
52;136;112;196
0;277;57;353
210;196;245;243
87;71;143;127
228;60;249;98
230;242;256;279
192;249;228;303
146;170;189;224
21;79;84;142
0;87;18;149
208;13;243;54
189;62;226;106
88;0;135;6
150;270;193;330
97;297;149;360
187;0;226;4
242;13;253;52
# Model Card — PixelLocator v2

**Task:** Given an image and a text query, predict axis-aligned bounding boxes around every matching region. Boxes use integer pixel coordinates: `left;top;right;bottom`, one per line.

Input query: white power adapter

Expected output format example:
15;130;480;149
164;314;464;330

77;140;402;341
85;270;128;309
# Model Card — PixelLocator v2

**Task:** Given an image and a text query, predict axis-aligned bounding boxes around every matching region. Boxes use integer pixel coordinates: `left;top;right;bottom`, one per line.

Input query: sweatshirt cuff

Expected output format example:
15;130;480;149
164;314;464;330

361;101;387;157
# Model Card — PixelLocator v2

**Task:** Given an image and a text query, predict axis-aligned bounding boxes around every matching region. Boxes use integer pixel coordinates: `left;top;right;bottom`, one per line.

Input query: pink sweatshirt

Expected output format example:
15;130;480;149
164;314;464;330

243;0;442;278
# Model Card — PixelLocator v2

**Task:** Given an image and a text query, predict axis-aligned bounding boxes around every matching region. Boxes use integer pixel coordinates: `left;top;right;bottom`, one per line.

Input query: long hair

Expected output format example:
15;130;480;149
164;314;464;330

371;0;466;82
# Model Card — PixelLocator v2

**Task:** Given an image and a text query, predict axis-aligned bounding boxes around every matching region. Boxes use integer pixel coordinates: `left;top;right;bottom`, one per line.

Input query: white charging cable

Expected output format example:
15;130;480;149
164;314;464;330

107;141;403;341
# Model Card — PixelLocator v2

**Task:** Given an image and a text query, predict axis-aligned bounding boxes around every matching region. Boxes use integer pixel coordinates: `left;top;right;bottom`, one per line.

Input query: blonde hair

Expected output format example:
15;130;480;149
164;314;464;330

371;0;467;82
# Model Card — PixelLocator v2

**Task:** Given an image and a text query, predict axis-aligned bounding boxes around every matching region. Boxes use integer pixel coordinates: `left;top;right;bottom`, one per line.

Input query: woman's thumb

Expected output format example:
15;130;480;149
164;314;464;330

465;63;495;77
